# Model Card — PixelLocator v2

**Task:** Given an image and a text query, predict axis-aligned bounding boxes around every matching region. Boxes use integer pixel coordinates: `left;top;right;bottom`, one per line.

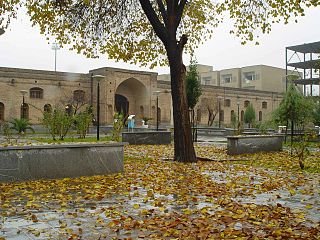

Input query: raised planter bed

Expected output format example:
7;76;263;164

122;131;171;145
227;135;284;155
0;143;125;182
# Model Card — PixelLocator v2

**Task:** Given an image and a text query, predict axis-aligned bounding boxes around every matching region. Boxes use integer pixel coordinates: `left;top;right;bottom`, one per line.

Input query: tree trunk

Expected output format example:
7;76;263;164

167;41;197;163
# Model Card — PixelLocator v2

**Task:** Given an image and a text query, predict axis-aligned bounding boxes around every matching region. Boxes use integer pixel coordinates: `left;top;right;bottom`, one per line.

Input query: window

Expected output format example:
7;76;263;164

73;90;85;102
262;101;267;109
224;99;231;107
259;111;263;121
241;110;244;122
221;74;232;84
0;102;4;121
244;100;250;108
230;110;235;122
21;103;29;119
243;71;259;82
30;87;43;99
202;76;212;85
44;104;52;113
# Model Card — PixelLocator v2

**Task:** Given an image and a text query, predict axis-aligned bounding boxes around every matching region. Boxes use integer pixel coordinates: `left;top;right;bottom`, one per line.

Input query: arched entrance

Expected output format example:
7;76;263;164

115;78;149;122
115;94;129;117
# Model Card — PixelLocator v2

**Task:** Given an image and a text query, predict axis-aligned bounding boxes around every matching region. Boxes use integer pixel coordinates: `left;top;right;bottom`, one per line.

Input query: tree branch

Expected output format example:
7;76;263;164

175;0;187;31
139;0;168;44
156;0;168;27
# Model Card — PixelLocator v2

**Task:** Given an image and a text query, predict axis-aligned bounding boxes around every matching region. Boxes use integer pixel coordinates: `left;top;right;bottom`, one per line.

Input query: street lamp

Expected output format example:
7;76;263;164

93;75;105;140
237;99;240;123
153;90;161;131
20;90;28;119
217;96;223;128
51;42;60;72
153;89;171;131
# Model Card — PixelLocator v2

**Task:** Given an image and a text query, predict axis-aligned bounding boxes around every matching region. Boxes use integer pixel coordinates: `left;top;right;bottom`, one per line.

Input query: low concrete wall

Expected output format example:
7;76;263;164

227;135;284;155
122;131;171;145
0;143;125;182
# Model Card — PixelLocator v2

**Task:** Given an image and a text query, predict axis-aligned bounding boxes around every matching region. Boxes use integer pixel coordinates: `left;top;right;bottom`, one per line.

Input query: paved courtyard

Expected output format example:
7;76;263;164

1;145;319;239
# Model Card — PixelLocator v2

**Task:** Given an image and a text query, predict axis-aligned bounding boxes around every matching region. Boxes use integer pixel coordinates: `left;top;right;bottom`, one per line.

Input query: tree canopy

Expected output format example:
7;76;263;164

23;0;219;68
0;0;314;68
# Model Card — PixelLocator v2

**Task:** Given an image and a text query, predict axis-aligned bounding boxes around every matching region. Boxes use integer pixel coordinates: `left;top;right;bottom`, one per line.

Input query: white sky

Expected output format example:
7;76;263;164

0;7;319;75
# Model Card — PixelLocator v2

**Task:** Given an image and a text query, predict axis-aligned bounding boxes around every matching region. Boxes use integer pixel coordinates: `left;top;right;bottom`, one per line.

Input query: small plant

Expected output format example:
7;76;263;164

235;121;244;135
74;107;93;139
292;132;317;170
231;111;237;129
111;112;124;142
141;116;152;124
1;121;15;144
10;118;35;135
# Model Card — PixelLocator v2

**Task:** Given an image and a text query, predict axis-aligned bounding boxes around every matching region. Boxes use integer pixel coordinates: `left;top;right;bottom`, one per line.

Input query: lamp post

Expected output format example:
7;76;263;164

93;75;105;140
237;100;240;123
153;90;161;131
153;90;171;131
20;90;28;119
217;96;223;128
51;42;60;72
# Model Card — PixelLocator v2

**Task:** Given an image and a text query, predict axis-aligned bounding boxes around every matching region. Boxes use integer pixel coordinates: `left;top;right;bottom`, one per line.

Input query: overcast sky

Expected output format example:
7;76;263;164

0;7;319;75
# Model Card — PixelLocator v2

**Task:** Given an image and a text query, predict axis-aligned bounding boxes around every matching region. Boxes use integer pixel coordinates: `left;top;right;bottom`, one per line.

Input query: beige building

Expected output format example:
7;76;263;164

0;65;283;128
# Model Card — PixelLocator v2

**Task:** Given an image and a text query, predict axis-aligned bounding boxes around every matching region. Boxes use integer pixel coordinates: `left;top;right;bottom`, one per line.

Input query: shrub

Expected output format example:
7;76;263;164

111;112;124;142
42;108;74;140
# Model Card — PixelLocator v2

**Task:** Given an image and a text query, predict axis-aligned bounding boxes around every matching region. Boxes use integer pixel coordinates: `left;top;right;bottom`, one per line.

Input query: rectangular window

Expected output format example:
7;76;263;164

202;76;212;85
243;72;257;82
224;99;231;107
221;74;232;84
262;102;267;109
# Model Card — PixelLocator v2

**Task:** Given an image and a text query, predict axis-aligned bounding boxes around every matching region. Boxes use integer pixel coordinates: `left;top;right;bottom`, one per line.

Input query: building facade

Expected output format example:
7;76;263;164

0;65;283;128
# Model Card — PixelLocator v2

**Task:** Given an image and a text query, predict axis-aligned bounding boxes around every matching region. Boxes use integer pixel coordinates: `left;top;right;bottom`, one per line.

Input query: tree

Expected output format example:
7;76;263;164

272;82;314;149
186;57;202;142
7;0;317;162
186;58;202;111
201;97;218;127
244;104;256;128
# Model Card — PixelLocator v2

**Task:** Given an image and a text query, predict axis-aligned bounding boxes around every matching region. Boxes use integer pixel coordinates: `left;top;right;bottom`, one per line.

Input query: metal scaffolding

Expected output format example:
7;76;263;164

286;41;320;96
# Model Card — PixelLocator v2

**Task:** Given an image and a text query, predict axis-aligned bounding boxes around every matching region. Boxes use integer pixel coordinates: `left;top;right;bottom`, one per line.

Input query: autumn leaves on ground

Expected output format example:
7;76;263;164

0;145;319;239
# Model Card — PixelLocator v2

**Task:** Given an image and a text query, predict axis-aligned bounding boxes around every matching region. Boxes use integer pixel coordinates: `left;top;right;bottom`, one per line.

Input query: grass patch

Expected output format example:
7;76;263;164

33;136;114;143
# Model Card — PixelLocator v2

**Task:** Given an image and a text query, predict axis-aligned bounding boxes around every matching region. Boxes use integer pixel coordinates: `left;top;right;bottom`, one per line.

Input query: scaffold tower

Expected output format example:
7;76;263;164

286;41;320;96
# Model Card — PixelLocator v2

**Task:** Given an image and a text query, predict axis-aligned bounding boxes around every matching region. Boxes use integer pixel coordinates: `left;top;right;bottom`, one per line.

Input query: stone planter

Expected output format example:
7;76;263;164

227;135;284;155
0;143;125;182
122;131;171;145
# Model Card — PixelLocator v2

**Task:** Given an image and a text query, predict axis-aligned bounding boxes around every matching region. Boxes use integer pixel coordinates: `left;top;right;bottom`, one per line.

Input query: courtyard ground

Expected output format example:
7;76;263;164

0;144;319;239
